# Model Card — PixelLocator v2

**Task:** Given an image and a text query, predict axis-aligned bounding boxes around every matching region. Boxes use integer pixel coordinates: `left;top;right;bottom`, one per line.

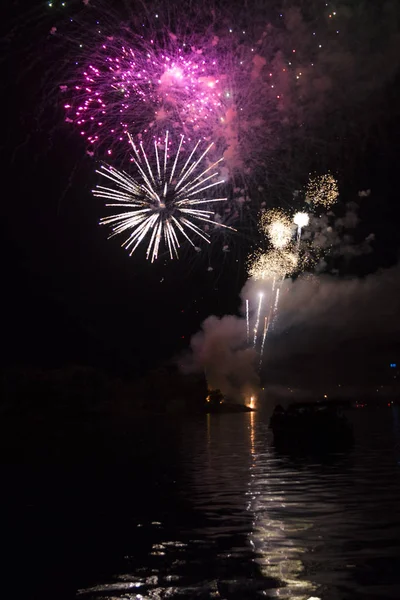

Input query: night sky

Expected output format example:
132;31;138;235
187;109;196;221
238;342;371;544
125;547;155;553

4;0;400;387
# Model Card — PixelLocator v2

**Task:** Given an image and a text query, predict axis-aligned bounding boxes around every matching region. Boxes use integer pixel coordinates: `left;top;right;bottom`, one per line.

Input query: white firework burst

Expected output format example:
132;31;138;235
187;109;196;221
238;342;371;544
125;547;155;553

92;132;235;262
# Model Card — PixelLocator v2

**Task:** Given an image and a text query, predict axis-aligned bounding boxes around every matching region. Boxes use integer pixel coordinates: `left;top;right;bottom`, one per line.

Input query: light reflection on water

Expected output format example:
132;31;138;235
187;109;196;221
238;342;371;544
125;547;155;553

77;408;400;600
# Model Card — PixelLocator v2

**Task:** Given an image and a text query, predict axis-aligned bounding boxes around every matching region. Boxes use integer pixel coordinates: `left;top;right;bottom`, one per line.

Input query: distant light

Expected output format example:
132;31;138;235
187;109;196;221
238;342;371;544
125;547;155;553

390;363;397;368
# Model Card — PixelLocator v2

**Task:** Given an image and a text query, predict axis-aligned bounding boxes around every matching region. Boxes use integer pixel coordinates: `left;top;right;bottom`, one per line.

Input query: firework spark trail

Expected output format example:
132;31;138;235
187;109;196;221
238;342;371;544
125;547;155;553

259;316;269;367
253;292;264;347
93;133;235;261
271;286;281;329
246;299;250;345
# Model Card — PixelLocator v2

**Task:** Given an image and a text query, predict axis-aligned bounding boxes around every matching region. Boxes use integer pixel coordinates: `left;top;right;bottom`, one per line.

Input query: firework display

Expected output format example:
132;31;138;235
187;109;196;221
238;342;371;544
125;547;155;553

305;174;339;208
54;0;365;184
247;205;309;364
64;37;228;157
58;11;285;177
93;133;234;261
260;209;293;250
45;0;360;273
248;248;298;281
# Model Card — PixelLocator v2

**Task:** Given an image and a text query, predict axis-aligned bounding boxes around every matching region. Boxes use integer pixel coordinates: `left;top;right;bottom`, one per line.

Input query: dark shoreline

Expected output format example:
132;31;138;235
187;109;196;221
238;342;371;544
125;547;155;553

205;402;254;414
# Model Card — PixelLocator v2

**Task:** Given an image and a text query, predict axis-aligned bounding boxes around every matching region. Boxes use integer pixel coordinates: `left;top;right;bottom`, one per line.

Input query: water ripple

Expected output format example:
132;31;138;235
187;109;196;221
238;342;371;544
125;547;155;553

77;409;400;600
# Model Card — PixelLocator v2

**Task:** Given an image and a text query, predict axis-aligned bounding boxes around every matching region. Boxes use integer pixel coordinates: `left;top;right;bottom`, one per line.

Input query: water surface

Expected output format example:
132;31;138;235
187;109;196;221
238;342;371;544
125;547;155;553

2;408;400;599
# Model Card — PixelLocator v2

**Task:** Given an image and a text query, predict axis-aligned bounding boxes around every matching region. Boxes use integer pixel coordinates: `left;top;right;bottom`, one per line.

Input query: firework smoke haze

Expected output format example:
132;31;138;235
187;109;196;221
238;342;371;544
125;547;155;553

264;264;400;389
182;314;259;402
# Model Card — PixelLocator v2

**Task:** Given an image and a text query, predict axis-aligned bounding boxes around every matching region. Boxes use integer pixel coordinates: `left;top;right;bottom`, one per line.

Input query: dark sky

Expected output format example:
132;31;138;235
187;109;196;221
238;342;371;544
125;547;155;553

4;1;400;384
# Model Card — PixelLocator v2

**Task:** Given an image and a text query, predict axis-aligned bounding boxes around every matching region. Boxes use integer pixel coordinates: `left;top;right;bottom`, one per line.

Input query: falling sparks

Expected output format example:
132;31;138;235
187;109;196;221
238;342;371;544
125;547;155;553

93;133;235;262
260;209;293;249
248;248;298;281
305;173;339;208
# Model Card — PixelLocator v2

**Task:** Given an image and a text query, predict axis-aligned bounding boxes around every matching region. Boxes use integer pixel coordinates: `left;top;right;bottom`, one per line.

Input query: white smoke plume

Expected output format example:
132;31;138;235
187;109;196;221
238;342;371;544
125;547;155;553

182;314;259;402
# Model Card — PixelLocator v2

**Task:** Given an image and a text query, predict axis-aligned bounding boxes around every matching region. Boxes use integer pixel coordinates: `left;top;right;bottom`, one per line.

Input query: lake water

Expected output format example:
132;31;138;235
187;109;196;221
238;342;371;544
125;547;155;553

2;407;400;599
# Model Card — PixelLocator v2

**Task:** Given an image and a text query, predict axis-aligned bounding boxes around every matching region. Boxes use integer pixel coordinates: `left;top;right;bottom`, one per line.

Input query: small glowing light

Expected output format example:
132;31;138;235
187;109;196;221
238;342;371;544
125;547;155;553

293;212;309;228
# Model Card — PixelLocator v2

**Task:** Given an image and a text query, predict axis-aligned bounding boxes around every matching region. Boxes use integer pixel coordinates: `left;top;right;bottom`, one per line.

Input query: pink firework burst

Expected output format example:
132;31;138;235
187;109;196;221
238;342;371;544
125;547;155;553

64;35;228;158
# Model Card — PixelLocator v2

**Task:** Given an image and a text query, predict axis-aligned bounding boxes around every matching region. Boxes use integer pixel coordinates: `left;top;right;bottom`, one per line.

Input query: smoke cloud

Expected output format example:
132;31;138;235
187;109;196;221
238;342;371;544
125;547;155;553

182;314;259;402
184;196;398;396
301;200;375;271
275;264;400;351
